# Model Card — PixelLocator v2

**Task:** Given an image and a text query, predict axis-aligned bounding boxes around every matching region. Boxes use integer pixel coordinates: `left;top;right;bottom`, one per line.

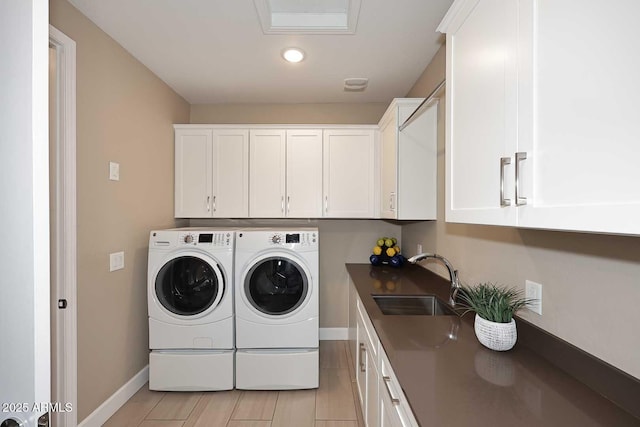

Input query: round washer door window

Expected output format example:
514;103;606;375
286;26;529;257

245;257;308;315
155;256;223;316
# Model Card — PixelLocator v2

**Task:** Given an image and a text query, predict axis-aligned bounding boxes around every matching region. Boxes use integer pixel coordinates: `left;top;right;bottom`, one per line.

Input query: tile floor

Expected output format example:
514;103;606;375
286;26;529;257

104;341;364;427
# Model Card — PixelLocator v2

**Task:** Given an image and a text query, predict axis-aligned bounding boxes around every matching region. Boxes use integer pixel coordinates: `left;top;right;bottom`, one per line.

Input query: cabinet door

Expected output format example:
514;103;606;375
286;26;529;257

323;129;376;218
379;113;397;219
212;129;249;218
516;0;640;234
286;129;323;218
249;129;286;217
355;312;367;410
365;334;379;427
175;128;212;218
443;0;518;226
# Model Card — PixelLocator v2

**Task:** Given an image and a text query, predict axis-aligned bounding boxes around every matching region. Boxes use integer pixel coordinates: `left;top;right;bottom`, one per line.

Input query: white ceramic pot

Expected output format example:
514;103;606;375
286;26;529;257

474;314;517;351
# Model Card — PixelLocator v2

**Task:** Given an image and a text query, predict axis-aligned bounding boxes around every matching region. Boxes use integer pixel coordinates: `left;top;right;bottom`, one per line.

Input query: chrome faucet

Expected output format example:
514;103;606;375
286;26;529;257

407;253;460;306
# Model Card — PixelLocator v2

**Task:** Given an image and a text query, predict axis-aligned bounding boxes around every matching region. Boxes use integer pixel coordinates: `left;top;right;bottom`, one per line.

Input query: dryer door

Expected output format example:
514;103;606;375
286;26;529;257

244;256;308;316
155;255;224;316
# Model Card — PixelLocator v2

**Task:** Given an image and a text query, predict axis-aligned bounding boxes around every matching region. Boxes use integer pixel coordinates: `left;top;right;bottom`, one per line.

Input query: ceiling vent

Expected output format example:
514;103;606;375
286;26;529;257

344;78;368;92
254;0;361;34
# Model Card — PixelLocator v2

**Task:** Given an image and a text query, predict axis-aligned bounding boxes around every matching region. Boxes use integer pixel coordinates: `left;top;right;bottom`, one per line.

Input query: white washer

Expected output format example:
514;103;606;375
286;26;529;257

147;228;235;391
234;228;319;390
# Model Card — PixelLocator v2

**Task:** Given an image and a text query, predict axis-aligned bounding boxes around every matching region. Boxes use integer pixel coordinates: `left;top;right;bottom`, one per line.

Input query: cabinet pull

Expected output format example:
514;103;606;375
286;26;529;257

212;195;217;212
287;196;290;214
206;196;211;212
515;152;527;206
281;196;285;214
383;376;401;404
324;195;328;213
500;157;511;207
359;343;366;372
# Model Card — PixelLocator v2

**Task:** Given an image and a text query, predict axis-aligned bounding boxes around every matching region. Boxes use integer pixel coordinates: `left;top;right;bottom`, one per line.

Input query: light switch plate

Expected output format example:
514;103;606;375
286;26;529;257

525;280;542;315
109;251;124;272
109;161;120;181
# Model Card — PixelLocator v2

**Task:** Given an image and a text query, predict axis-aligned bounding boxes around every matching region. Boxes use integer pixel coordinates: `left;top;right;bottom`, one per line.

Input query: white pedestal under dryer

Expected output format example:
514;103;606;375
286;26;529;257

234;228;319;389
147;228;235;391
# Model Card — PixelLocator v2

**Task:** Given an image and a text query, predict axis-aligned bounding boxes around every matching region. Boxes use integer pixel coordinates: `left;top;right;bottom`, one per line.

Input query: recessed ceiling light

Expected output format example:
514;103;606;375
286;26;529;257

282;47;305;63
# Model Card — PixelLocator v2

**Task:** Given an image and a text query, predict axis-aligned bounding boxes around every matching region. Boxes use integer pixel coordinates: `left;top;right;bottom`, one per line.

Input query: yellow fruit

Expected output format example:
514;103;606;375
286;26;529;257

373;246;382;256
393;246;401;254
391;237;397;245
386;247;396;257
385;238;393;247
376;239;385;247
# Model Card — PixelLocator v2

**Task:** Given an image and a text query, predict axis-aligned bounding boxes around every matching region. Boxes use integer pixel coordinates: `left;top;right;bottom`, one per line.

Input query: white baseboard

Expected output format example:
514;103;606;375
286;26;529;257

319;327;348;340
78;365;149;427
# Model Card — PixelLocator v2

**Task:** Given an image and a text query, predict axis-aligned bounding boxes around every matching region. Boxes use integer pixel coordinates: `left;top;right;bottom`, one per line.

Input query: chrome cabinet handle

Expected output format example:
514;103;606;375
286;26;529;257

383;376;400;404
359;343;366;372
324;195;328;213
500;157;511;207
281;196;284;214
287;196;290;214
212;195;217;212
515;152;527;206
206;196;211;212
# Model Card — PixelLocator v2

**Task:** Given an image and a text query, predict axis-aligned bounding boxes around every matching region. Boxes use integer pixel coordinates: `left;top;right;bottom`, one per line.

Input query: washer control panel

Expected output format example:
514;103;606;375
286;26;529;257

179;231;232;247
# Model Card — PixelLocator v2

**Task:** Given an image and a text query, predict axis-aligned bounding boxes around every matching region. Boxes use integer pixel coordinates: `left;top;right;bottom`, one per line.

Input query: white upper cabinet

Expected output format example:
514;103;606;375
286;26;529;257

175;128;212;218
249;129;287;217
211;129;249;217
439;0;640;235
379;98;438;220
175;127;248;218
286;129;323;218
323;129;377;218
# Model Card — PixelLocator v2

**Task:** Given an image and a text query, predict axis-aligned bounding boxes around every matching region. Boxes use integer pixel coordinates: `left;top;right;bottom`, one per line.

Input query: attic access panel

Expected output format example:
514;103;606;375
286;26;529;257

254;0;361;34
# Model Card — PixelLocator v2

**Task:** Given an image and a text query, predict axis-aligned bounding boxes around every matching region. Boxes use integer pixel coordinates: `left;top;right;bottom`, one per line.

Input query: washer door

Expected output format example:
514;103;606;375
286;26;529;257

244;256;309;316
155;255;224;317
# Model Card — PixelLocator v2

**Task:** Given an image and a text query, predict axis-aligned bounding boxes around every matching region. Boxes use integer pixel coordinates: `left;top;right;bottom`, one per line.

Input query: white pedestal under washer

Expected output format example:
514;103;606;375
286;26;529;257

234;228;319;390
147;228;235;391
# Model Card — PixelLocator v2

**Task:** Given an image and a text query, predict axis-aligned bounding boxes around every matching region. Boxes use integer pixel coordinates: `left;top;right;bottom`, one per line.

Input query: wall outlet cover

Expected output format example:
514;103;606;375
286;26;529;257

525;280;542;315
109;161;120;181
109;251;124;272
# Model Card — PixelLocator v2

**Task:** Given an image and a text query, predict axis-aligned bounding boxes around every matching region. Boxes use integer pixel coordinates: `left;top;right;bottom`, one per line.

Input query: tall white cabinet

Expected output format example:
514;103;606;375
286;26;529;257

379;98;438;220
175;128;249;218
439;0;640;235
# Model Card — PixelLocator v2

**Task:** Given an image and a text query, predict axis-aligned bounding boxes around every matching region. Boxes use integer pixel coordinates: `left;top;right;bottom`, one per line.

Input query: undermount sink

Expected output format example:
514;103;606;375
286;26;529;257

373;295;456;316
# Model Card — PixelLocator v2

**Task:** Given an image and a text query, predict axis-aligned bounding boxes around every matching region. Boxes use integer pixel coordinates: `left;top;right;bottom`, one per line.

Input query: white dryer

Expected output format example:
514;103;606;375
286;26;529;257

234;228;319;390
147;228;235;391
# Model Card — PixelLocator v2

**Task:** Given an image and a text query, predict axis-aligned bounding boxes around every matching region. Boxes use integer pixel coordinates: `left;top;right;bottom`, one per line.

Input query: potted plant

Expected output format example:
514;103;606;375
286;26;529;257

457;283;535;351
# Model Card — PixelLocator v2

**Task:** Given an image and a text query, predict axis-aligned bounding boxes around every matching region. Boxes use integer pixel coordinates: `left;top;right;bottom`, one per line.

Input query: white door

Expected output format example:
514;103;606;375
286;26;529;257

249;129;286;217
1;1;51;427
286;129;323;218
212;129;249;218
323;129;376;218
516;0;640;235
443;0;519;226
175;128;212;218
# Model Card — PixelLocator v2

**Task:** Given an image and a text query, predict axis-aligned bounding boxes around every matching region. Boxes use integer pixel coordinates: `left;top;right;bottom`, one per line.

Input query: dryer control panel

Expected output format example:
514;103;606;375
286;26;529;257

268;231;317;247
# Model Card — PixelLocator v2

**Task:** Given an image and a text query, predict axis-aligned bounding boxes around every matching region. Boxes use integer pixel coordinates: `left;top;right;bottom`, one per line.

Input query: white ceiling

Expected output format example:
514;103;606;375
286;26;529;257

68;0;453;105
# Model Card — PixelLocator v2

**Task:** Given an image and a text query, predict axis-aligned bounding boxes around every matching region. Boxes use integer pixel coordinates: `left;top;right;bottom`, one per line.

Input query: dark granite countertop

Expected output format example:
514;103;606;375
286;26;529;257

346;263;640;427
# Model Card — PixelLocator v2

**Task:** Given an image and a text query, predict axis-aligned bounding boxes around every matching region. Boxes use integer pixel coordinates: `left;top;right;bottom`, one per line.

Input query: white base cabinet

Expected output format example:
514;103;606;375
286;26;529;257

354;296;418;427
440;0;640;235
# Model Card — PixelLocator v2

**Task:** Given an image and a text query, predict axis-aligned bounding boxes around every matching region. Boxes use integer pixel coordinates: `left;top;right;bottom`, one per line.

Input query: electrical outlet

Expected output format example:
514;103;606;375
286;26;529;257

417;244;423;254
109;161;120;181
110;251;124;272
525;280;542;315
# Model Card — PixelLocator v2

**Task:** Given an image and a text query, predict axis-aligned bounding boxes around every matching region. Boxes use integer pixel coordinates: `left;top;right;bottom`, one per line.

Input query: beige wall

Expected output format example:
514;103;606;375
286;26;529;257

50;0;190;421
191;103;387;125
403;45;640;380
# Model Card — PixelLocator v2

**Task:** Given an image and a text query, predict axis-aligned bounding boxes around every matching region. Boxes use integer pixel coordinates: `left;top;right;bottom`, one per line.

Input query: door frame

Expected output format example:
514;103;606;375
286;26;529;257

49;25;78;427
